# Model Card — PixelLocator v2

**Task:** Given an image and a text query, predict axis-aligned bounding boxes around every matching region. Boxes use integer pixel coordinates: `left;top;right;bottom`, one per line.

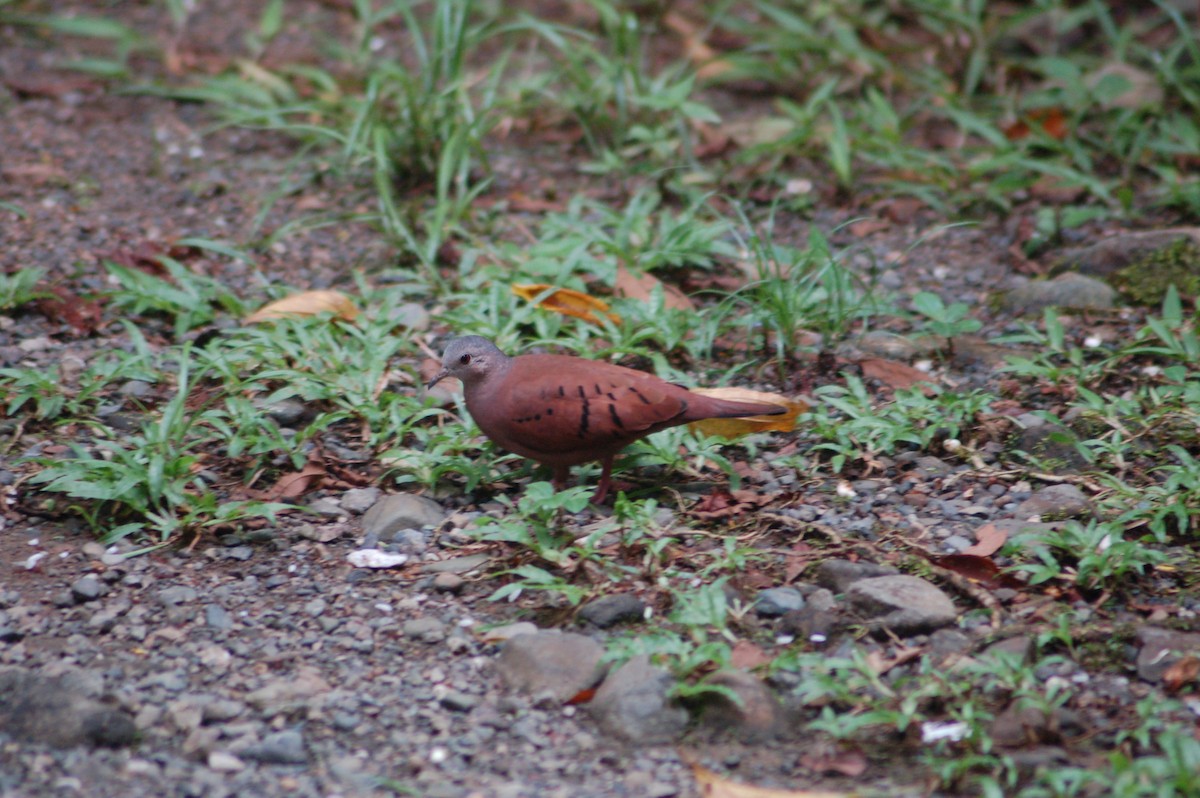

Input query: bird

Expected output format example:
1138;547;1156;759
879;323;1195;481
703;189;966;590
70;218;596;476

426;336;787;502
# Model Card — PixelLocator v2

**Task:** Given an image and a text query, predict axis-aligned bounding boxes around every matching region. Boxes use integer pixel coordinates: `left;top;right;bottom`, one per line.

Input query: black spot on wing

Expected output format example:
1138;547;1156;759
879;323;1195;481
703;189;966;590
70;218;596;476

608;403;624;429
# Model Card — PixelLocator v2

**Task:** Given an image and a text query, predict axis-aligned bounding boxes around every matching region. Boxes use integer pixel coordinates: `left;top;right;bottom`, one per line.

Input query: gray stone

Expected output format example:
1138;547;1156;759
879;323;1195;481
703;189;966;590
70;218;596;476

754;587;805;617
263;398;306;426
341;487;381;514
578;594;646;628
847;575;957;634
590;655;688;744
1136;627;1200;683
390;302;430;331
241;729;307;764
997;273;1116;316
815;559;899;593
422;554;490;574
363;493;446;538
1010;423;1089;474
494;631;606;703
0;666;136;748
70;575;106;603
157;586;199;606
296;523;342;543
1015;484;1094;521
439;690;480;712
402;616;447;643
204;604;233;630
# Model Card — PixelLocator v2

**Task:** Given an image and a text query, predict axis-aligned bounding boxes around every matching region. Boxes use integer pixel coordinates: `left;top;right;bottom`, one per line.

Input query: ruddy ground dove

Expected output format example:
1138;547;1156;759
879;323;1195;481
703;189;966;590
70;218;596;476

427;336;787;502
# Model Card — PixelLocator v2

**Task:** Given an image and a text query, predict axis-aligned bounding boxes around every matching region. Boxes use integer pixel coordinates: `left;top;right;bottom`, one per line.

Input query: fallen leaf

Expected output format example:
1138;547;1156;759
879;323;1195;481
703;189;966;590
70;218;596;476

934;554;1024;590
688;388;805;438
264;460;327;500
858;358;934;390
1004;108;1069;142
1163;656;1200;693
662;10;735;80
690;760;855;798
799;747;868;778
846;219;890;237
511;283;619;325
691;488;771;520
244;290;358;323
730;640;771;670
614;265;695;311
35;285;104;336
962;523;1008;557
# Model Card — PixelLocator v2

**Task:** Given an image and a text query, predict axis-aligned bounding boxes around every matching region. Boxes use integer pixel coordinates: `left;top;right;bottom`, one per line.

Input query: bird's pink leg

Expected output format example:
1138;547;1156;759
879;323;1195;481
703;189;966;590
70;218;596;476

552;465;571;492
591;456;614;504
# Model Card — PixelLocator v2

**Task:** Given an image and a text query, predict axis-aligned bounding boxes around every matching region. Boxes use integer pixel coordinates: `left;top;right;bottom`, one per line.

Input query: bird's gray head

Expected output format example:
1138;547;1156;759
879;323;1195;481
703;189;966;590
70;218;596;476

426;336;508;390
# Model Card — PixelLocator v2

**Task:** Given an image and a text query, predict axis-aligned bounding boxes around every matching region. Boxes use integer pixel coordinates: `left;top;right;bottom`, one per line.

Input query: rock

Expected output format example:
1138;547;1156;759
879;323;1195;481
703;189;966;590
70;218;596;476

423;554;490;574
754;587;805;617
1009;423;1089;474
578;594;646;628
0;666;136;748
204;604;234;630
1054;228;1200;279
1135;627;1200;683
590;655;688;744
341;487;381;514
390;302;431;331
846;575;957;634
432;573;466;593
402;617;447;643
981;635;1035;664
698;670;783;739
854;330;921;360
240;729;308;764
815;560;899;593
156;585;199;606
70;575;106;603
362;494;445;538
1014;484;1094;521
439;690;480;712
262;398;307;426
206;751;246;772
494;630;606;703
246;667;332;715
996;273;1116;316
296;523;343;543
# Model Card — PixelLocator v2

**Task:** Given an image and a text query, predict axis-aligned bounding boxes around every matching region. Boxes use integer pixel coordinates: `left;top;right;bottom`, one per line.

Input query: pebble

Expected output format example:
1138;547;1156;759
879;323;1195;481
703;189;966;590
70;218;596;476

754;588;805;617
578;594;646;628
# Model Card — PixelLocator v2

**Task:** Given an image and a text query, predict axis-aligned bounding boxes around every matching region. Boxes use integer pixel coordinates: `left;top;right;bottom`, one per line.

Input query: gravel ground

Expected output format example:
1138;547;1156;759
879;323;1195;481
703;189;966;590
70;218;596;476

3;3;1199;798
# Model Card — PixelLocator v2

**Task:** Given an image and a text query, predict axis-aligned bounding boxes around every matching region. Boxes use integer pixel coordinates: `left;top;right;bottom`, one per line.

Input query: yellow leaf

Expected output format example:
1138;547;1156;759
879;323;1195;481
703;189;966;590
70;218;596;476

691;762;856;798
512;284;620;325
688;387;806;438
243;290;359;324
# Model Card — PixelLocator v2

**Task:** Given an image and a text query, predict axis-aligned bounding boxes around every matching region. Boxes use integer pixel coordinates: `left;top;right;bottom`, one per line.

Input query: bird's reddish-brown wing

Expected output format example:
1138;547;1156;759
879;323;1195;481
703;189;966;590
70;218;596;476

490;355;691;459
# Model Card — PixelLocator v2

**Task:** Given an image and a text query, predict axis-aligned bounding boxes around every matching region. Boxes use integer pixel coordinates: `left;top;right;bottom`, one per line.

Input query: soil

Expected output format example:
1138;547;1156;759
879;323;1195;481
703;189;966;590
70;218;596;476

2;3;1198;798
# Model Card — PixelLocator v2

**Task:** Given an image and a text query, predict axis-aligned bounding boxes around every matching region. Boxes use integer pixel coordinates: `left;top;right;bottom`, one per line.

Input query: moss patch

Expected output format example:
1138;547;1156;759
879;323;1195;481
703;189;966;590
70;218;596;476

1110;237;1200;306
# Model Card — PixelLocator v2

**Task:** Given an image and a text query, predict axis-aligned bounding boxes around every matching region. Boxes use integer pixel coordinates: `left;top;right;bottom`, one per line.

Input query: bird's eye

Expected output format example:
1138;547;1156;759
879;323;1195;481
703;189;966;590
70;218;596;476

459;354;471;365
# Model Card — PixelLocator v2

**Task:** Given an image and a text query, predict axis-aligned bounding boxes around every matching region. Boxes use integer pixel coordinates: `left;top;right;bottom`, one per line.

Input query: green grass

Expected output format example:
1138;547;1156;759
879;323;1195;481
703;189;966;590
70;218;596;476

3;1;1200;794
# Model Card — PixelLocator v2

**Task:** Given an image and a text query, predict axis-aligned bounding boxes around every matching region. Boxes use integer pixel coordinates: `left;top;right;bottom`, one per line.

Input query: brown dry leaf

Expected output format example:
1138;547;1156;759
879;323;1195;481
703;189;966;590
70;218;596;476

690;761;855;798
511;283;620;325
1163;656;1200;693
36;286;104;337
688;388;805;438
729;640;771;670
799;748;868;778
244;290;359;324
662;10;735;80
962;523;1008;557
265;460;328;500
614;265;695;311
691;488;770;520
858;358;934;390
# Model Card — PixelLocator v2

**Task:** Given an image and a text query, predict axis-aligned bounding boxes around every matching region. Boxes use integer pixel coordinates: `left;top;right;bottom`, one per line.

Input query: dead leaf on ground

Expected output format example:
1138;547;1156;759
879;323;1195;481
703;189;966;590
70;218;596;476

962;523;1008;557
263;460;328;500
688;759;855;798
511;283;619;325
729;640;772;670
858;358;934;391
847;218;890;238
933;554;1024;590
35;285;104;336
865;646;924;676
1163;656;1200;693
689;388;805;438
691;488;771;520
798;747;869;778
1004;108;1069;142
244;290;359;324
662;11;735;81
614;265;696;311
